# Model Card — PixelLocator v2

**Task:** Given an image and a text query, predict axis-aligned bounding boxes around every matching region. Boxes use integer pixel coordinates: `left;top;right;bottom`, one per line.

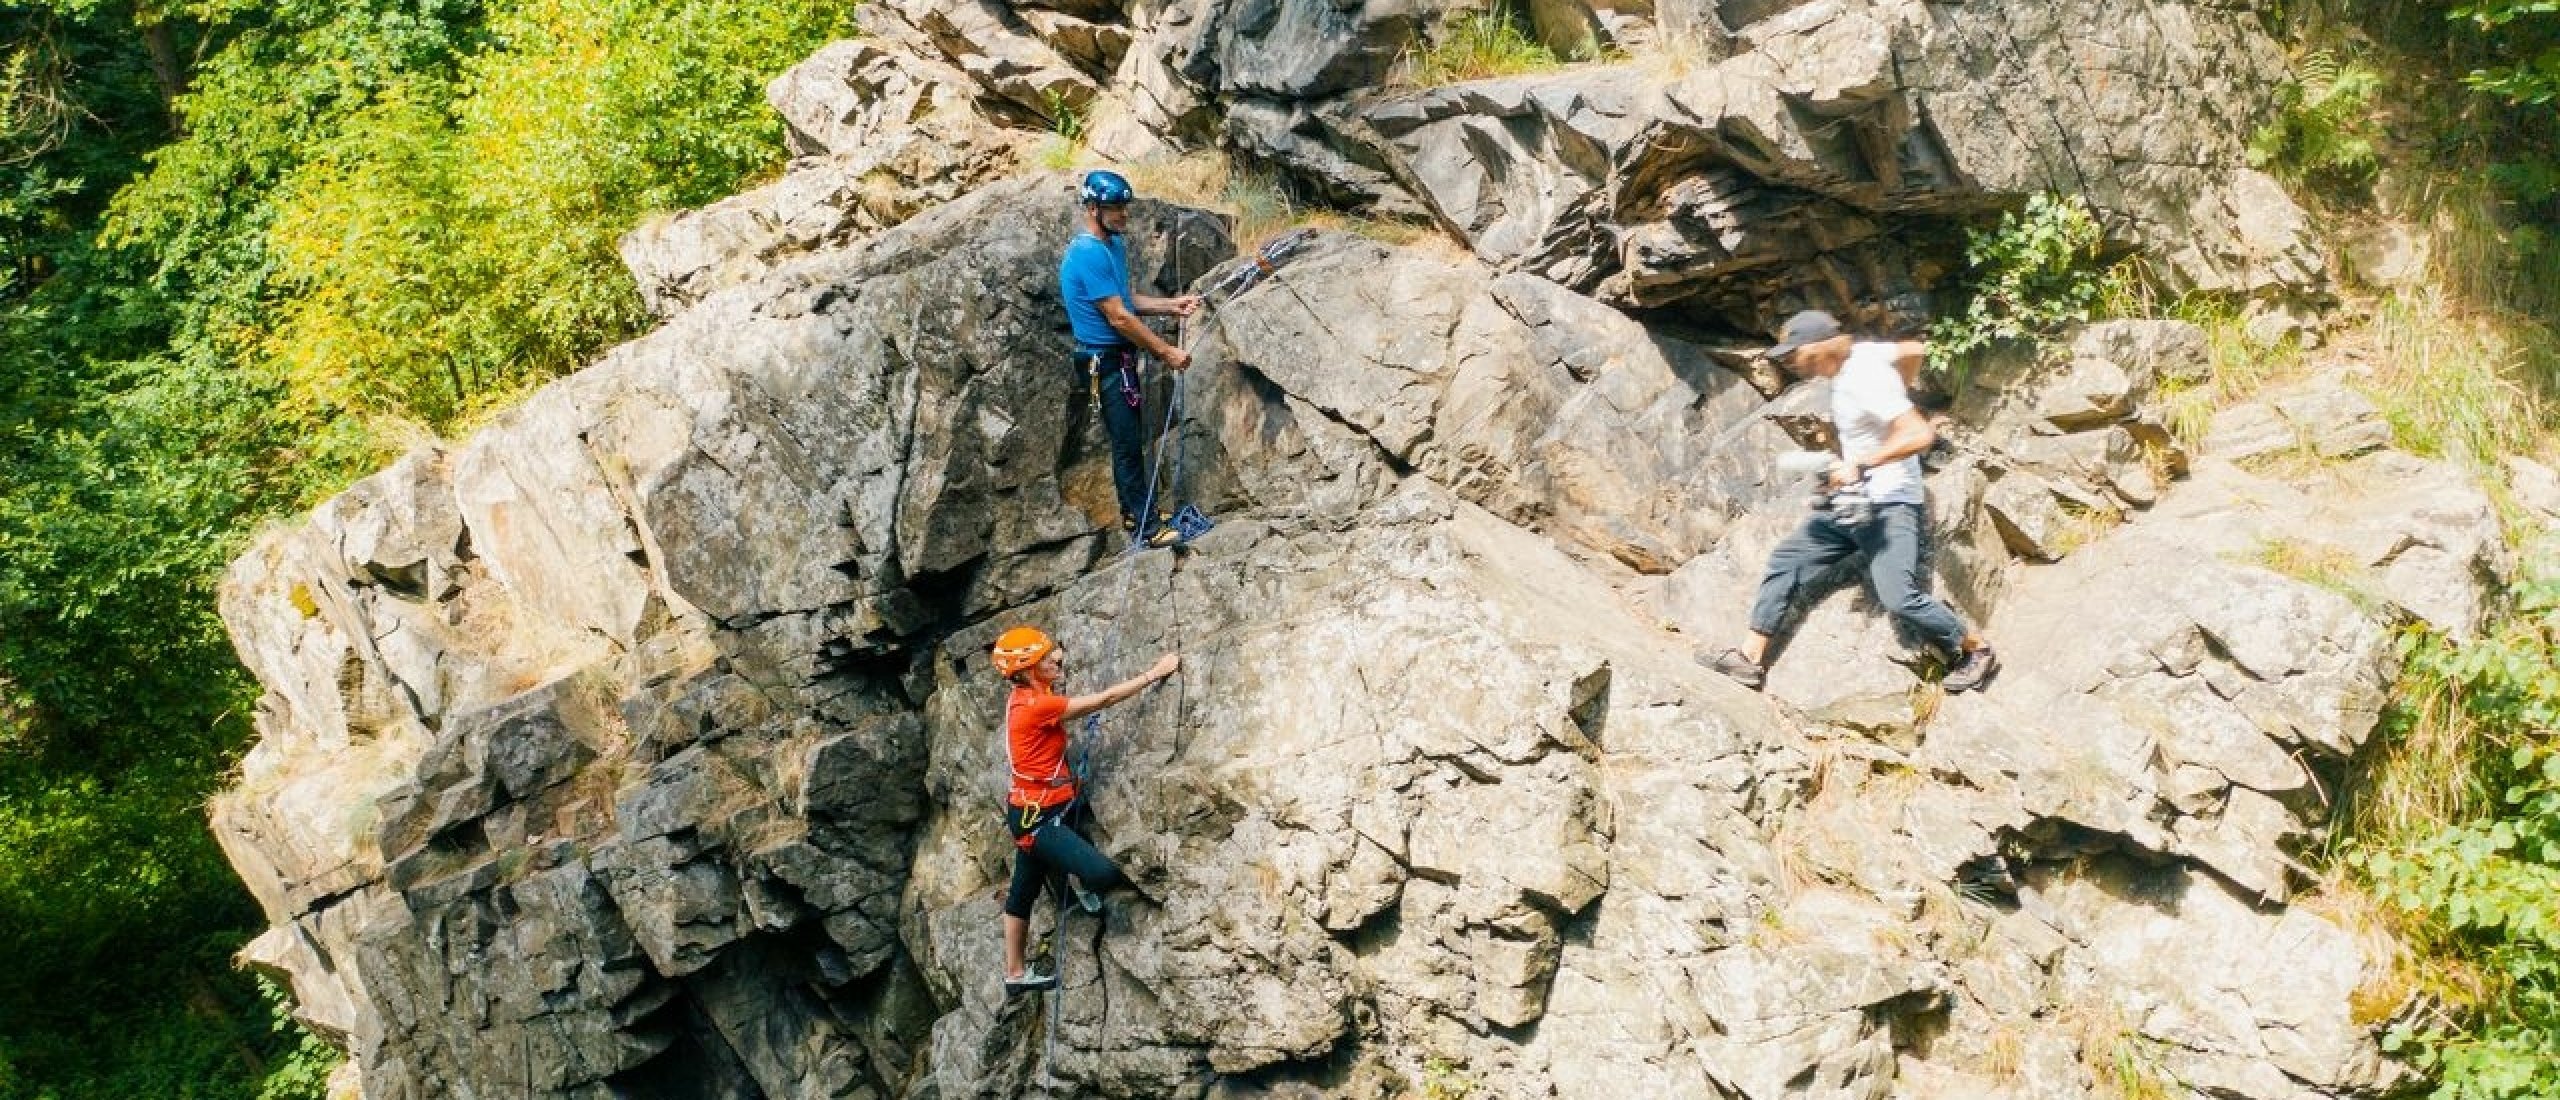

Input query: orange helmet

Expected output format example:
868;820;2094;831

990;626;1056;675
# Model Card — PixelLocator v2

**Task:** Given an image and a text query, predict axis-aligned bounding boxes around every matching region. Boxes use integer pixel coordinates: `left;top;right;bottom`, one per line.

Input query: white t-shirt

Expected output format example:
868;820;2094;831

1831;342;1923;505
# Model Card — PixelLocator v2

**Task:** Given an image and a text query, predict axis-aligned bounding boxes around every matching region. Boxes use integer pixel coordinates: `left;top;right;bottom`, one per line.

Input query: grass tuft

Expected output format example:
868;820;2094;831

2248;536;2383;610
1404;7;1564;87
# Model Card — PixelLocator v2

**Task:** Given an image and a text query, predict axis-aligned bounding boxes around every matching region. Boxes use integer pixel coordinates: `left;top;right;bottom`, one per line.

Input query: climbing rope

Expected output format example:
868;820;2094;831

1022;219;1315;1078
1026;217;1219;1080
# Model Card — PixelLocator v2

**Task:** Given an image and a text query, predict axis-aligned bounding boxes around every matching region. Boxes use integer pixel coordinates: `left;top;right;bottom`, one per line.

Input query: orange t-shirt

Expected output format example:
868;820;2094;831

1005;686;1077;809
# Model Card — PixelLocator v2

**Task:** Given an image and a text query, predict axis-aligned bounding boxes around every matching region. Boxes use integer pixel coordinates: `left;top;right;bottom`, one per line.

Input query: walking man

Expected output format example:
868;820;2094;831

988;625;1178;997
1706;310;1999;693
1060;170;1203;550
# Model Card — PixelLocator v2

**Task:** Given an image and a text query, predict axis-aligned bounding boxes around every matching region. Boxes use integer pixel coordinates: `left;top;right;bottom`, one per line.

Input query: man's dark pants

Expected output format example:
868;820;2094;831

1749;501;1969;658
1079;347;1155;527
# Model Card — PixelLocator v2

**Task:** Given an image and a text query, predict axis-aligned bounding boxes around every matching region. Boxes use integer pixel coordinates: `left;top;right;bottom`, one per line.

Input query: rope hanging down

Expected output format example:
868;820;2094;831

1026;216;1223;1080
1020;220;1320;1079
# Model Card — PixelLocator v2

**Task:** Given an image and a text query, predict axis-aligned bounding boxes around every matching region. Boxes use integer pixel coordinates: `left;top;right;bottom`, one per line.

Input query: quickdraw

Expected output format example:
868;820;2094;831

1204;227;1319;306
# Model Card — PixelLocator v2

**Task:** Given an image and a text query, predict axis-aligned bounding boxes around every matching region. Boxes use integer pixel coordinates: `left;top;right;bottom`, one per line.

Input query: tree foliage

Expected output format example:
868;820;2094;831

2451;0;2560;104
251;0;852;423
0;0;843;1095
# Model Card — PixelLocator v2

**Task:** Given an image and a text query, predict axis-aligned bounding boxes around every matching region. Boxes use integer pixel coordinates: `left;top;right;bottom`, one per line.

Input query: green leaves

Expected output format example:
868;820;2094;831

1;0;852;1096
1926;192;2110;384
2452;1;2560;105
250;0;852;424
2248;51;2383;196
2358;545;2560;1099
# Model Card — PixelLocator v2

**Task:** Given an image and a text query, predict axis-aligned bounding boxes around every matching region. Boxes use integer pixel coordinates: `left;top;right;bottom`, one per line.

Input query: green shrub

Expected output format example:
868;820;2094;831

254;980;341;1100
2248;50;2384;194
1926;192;2111;384
2451;0;2560;105
255;0;855;426
1037;89;1084;171
2350;545;2560;1100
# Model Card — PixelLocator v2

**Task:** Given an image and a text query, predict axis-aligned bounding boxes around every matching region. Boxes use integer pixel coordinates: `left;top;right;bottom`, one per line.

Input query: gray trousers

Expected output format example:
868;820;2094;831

1748;502;1969;658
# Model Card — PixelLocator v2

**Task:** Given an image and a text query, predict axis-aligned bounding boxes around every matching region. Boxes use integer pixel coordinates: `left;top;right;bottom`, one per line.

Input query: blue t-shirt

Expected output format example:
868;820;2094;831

1059;232;1136;350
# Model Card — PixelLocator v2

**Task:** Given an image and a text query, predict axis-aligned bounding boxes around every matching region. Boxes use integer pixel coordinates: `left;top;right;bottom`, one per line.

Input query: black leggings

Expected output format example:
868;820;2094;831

1002;801;1125;919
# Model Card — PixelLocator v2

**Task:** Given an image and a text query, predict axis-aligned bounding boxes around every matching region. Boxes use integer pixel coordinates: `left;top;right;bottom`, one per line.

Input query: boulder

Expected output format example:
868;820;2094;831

622;42;1026;316
2204;382;2393;465
1352;0;2321;332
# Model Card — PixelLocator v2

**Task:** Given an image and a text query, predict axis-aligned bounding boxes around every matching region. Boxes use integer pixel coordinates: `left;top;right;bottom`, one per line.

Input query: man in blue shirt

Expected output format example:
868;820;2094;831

1060;170;1201;549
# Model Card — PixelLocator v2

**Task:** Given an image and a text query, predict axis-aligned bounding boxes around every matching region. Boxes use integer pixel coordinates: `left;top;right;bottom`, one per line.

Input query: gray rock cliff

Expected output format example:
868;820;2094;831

211;6;2484;1098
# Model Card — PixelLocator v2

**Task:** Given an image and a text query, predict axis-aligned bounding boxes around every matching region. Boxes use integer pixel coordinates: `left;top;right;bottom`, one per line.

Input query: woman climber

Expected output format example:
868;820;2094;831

988;625;1179;997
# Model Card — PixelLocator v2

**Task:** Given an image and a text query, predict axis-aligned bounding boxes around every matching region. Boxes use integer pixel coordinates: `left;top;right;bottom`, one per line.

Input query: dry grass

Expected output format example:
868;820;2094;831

2296;863;2483;1028
1120;148;1451;255
1910;681;1947;728
2358;288;2552;468
2057;1001;2178;1100
2337;651;2489;851
2247;536;2380;608
1631;28;1725;81
2047;500;2126;558
1119;150;1235;209
1977;1019;2029;1080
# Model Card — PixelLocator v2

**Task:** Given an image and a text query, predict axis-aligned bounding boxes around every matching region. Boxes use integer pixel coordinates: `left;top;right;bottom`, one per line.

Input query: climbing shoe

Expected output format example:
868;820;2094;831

1003;966;1059;999
1944;645;2000;694
1141;525;1183;550
1702;648;1765;691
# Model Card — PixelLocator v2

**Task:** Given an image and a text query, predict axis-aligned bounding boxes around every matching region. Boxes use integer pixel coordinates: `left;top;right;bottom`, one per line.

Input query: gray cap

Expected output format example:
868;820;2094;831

1766;310;1843;361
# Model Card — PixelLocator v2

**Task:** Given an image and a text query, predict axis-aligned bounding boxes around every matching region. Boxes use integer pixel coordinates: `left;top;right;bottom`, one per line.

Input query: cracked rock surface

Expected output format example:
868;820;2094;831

619;0;2326;336
215;5;2463;1095
220;168;2463;1098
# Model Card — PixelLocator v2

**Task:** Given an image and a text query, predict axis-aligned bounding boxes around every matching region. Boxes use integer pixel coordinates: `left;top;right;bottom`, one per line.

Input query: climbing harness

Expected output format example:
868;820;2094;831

1014;218;1329;1077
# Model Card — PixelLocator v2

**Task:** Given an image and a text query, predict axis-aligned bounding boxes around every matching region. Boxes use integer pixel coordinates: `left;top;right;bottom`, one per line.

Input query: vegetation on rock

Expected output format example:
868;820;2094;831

1405;5;1565;86
1926;192;2118;385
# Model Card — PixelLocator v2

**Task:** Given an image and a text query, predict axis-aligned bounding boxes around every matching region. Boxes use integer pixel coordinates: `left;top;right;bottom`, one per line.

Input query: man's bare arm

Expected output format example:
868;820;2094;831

1892;340;1927;390
1099;295;1182;360
1864;408;1937;468
1131;293;1202;317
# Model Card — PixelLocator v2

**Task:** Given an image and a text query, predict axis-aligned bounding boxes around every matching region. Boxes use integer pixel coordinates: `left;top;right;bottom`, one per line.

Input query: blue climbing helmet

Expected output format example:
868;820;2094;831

1078;169;1135;207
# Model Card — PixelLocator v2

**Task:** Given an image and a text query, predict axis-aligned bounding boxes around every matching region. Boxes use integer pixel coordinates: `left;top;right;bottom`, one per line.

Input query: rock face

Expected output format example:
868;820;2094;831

219;166;2464;1099
616;0;2323;339
217;3;2455;1095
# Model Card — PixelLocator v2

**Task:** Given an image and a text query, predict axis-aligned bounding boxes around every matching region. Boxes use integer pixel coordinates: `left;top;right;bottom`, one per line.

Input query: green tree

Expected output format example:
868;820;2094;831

253;0;855;424
0;0;846;1094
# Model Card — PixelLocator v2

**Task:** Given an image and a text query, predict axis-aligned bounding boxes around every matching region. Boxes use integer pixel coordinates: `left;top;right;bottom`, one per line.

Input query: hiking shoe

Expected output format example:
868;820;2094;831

1003;967;1059;998
1944;645;1999;693
1701;648;1765;691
